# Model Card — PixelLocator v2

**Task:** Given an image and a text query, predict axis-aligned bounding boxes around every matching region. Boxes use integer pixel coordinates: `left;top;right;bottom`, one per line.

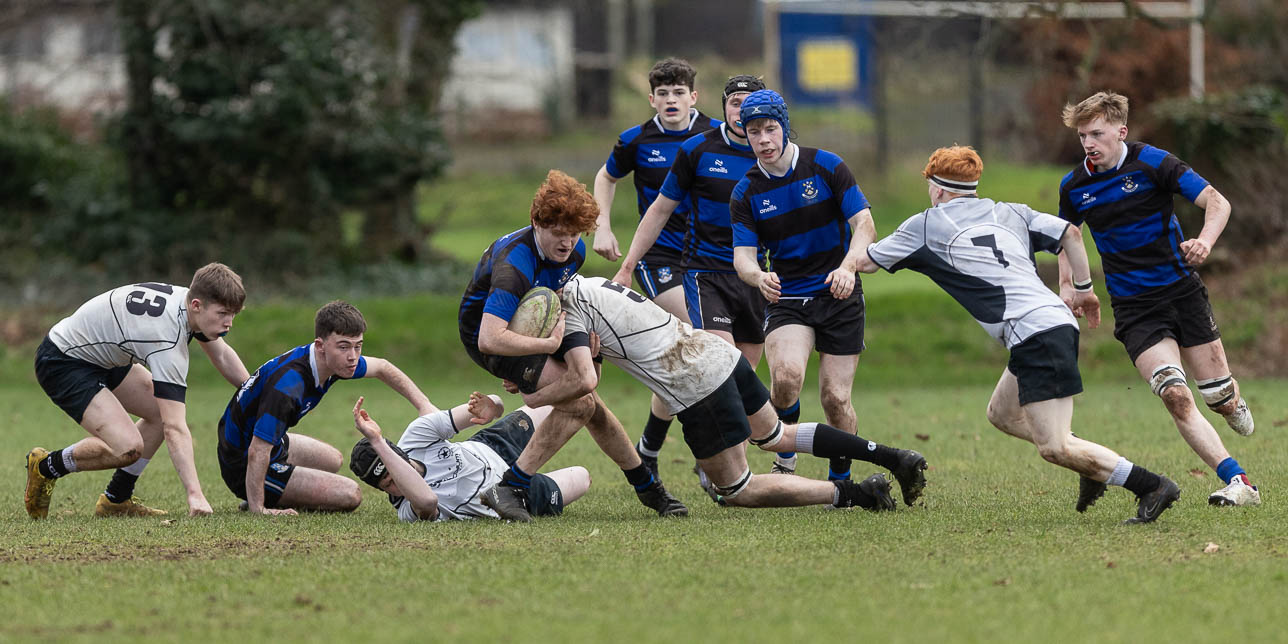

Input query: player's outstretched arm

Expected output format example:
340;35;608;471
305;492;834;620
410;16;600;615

520;346;598;409
613;194;682;286
592;165;622;261
478;312;565;357
363;357;436;416
825;208;875;299
353;397;438;521
1180;185;1231;266
199;337;250;387
1059;224;1101;329
245;436;296;516
155;398;213;516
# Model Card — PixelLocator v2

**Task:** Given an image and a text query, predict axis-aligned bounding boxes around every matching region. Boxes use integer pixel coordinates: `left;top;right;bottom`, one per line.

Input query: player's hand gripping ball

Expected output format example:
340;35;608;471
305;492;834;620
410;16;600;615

508;287;561;338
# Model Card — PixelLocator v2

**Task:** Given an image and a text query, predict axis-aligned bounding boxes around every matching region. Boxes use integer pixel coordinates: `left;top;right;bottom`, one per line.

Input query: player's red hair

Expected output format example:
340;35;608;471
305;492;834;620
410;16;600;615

530;169;599;233
923;146;983;184
1062;91;1129;128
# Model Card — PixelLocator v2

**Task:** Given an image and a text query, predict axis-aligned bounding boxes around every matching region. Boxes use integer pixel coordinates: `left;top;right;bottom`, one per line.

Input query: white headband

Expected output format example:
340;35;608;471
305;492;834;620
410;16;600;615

930;175;978;192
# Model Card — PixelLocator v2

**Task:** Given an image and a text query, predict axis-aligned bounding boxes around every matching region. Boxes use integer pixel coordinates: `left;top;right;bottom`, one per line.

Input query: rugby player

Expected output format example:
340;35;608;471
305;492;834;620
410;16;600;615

592;58;721;481
731;89;875;482
26;263;249;518
460;169;688;522
612;74;798;475
480;274;927;518
350;393;590;522
216;300;432;515
1056;91;1259;507
857;146;1180;523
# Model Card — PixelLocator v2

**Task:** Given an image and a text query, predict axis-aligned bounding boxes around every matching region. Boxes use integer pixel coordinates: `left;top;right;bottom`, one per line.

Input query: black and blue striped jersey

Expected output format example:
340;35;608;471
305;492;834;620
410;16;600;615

604;109;720;263
1058;141;1209;301
458;226;585;349
659;124;764;272
730;146;870;297
219;344;368;460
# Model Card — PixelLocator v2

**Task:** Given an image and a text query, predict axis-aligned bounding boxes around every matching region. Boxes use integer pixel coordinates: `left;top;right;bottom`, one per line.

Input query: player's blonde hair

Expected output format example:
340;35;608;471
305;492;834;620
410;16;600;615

530;169;598;233
1062;91;1129;128
923;146;983;189
189;262;245;312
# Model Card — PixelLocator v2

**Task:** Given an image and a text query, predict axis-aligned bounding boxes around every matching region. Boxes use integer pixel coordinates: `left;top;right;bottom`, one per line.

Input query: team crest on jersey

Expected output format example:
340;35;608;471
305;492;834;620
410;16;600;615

561;267;572;282
438;447;452;460
658;267;673;283
801;180;818;200
1122;176;1138;193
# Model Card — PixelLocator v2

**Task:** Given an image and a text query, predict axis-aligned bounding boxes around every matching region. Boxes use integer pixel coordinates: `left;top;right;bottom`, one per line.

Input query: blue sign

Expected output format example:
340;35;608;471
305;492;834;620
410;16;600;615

778;12;874;107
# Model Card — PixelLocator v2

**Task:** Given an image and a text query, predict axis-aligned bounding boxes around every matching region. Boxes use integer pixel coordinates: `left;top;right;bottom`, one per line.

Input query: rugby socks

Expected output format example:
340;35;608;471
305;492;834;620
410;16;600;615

798;423;900;471
638;412;671;458
501;464;533;490
773;401;800;469
104;458;150;504
39;447;78;479
623;463;656;492
1113;459;1163;498
1215;457;1248;485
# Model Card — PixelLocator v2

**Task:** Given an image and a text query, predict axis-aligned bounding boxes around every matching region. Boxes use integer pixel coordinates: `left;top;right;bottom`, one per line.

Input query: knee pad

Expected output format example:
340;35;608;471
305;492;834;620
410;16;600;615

749;420;785;450
715;468;753;500
1196;375;1236;410
1149;364;1187;397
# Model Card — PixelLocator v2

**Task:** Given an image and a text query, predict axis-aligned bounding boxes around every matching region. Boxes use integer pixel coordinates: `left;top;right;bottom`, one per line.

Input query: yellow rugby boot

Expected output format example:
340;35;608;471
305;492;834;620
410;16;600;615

95;494;168;517
24;447;57;520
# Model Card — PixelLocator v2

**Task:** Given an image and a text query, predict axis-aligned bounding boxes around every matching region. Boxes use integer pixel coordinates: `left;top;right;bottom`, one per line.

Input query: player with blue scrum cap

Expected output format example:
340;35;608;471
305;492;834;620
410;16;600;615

857;146;1179;523
26;263;250;519
592;58;721;481
460;169;687;522
1056;92;1258;507
349;393;591;523
730;89;875;481
612;74;786;479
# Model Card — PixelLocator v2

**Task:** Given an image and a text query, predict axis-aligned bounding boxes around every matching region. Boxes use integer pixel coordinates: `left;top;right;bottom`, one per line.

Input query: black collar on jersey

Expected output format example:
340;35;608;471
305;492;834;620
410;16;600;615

930;175;978;192
189;330;225;343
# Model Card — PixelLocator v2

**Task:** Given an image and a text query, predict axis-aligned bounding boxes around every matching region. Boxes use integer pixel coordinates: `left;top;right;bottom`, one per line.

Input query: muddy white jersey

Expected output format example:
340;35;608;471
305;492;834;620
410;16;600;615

393;410;508;522
866;197;1077;349
560;275;739;415
47;283;195;392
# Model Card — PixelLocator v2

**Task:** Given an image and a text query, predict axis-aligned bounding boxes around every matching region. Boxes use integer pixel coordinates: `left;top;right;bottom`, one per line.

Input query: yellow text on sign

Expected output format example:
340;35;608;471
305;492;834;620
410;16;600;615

798;39;857;92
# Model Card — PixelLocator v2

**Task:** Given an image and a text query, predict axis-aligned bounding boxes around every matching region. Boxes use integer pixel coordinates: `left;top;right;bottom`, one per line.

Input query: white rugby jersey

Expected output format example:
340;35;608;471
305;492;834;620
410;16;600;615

560;275;740;415
866;197;1077;349
47;283;196;395
392;410;509;522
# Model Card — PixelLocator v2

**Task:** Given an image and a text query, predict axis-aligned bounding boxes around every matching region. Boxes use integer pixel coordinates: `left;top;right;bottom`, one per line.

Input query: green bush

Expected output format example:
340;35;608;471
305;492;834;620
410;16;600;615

1151;86;1288;250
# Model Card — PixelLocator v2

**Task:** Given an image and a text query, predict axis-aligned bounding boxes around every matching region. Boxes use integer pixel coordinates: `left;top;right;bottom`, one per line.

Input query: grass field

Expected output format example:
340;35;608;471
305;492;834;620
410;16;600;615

5;158;1286;642
3;288;1286;642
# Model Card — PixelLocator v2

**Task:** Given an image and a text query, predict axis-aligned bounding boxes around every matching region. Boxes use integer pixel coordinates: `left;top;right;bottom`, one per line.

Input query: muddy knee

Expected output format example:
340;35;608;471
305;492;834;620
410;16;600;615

770;365;805;400
819;388;852;417
555;393;596;422
1150;364;1193;417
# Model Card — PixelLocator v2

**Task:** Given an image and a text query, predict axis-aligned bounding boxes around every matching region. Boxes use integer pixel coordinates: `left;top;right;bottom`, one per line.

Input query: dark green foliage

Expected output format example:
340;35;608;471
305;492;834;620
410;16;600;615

1;0;478;289
1152;87;1288;249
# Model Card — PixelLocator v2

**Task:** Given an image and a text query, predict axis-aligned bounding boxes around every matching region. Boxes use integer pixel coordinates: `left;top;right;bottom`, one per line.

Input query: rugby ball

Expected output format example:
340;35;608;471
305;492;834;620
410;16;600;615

508;287;561;338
